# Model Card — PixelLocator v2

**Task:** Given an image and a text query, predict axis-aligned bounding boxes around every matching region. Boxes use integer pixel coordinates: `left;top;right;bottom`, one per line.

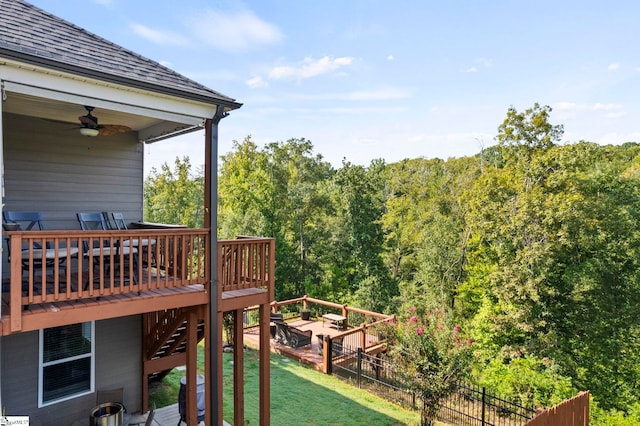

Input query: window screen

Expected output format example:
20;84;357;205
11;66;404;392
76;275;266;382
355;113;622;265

40;322;94;405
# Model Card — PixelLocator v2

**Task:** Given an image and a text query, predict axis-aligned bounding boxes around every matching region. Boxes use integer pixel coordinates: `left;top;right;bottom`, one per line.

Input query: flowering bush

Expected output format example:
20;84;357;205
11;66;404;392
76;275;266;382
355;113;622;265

384;310;473;426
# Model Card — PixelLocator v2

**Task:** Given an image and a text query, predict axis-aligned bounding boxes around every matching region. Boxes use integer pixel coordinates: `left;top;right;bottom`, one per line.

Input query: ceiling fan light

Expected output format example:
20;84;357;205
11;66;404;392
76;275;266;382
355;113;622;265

80;127;99;137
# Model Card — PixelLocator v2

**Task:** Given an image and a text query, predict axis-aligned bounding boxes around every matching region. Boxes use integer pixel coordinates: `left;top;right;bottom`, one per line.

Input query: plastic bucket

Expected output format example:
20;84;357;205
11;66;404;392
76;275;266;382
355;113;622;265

90;402;124;426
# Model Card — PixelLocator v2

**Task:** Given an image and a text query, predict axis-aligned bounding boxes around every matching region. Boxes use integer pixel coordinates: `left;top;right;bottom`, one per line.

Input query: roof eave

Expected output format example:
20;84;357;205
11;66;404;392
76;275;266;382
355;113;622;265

0;47;243;111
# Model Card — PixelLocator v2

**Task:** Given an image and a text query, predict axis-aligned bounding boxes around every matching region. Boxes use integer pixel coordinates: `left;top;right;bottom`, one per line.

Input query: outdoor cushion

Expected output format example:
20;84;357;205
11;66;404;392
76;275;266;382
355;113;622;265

275;321;312;348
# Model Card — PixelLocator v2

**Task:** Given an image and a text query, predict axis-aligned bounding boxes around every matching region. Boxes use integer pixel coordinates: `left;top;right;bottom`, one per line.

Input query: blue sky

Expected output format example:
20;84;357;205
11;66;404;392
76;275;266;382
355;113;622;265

28;0;640;174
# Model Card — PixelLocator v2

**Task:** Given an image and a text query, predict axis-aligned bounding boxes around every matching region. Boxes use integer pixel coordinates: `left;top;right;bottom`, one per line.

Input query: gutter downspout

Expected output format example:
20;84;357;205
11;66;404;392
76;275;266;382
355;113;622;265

0;79;6;411
208;105;227;426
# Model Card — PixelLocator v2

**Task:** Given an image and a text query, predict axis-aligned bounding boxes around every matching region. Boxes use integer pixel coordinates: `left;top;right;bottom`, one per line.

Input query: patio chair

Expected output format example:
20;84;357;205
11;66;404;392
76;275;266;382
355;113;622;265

77;212;139;288
108;212;156;267
275;321;312;348
3;211;79;283
129;401;157;426
270;312;284;322
96;387;124;406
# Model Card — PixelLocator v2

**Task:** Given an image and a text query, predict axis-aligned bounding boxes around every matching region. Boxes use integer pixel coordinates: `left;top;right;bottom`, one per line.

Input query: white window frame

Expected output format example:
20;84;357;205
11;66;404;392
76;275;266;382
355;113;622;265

38;321;95;407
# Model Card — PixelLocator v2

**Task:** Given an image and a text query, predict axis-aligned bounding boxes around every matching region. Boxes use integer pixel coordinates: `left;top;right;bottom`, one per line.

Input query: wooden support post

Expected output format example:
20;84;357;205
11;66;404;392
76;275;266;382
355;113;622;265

342;305;348;329
322;335;330;374
204;307;211;426
259;304;271;426
186;308;198;426
10;234;23;332
217;310;224;425
141;313;149;414
233;309;244;426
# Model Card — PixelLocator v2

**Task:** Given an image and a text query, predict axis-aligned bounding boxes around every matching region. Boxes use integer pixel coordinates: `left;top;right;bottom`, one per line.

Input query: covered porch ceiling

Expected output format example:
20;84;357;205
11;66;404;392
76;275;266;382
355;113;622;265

2;90;204;143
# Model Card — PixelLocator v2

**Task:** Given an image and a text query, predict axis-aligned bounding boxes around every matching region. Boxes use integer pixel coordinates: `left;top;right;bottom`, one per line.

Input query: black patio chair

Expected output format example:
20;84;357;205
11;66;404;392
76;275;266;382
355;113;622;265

108;212;156;267
3;211;79;283
77;212;139;289
275;321;312;348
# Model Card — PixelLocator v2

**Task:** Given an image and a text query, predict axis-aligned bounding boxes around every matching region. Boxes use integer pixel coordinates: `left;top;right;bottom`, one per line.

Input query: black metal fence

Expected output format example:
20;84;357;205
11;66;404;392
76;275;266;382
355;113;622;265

329;343;536;426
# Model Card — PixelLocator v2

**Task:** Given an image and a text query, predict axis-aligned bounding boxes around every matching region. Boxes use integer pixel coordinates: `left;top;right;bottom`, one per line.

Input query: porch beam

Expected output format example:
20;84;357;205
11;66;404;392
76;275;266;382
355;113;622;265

16;290;208;334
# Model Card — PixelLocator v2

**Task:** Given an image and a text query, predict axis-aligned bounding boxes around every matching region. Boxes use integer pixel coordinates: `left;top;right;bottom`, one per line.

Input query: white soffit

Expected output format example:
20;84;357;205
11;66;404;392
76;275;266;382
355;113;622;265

0;62;216;126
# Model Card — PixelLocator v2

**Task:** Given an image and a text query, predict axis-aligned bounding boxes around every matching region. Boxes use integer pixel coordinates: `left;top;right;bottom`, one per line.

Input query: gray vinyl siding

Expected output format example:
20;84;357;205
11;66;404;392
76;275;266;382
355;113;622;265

2;112;145;271
2;112;144;230
0;315;142;425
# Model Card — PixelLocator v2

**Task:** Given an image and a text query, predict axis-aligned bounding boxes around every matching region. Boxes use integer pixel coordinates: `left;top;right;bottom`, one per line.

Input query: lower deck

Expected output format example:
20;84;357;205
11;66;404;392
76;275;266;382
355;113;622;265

244;318;348;371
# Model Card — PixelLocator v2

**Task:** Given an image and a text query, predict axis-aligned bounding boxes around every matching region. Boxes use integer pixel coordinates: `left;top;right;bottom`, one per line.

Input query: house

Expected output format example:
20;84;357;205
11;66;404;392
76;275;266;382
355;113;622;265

0;1;274;425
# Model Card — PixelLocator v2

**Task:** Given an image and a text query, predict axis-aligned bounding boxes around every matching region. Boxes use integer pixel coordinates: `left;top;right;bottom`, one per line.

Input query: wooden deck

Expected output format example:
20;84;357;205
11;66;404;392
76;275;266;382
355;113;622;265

243;317;348;371
1;236;276;336
71;402;224;426
0;277;208;335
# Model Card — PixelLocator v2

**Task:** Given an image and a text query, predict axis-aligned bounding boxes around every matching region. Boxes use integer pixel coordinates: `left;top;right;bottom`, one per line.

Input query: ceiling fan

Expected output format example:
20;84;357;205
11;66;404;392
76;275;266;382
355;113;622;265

78;106;131;136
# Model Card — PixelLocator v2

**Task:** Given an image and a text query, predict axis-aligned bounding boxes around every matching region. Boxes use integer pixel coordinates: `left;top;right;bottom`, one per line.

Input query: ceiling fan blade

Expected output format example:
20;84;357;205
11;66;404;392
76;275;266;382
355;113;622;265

79;115;98;128
98;124;132;136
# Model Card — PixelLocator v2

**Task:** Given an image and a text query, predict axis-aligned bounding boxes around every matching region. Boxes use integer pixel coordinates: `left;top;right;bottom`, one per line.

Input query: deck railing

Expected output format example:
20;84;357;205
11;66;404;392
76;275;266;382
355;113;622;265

270;295;394;353
3;230;274;332
218;237;275;301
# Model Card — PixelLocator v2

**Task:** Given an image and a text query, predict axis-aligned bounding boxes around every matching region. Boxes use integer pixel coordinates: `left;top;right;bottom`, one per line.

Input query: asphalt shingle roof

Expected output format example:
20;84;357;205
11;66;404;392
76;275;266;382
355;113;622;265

0;0;240;109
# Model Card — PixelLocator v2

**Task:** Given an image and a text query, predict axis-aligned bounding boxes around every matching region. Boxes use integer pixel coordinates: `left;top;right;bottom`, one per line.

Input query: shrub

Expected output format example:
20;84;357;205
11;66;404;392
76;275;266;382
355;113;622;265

384;309;473;426
474;355;576;408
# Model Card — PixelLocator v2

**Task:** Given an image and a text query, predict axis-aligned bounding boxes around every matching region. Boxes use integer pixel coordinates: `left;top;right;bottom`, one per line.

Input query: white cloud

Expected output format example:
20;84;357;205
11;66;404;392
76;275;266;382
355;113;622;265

593;103;623;111
604;111;626;119
554;102;590;112
608;63;620;71
464;58;491;73
187;9;282;52
554;102;580;111
553;102;588;119
246;76;268;89
598;131;640;145
387;55;394;61
268;56;355;80
346;88;410;100
91;0;113;6
315;106;409;114
130;24;190;47
591;103;625;120
477;57;492;68
289;87;411;101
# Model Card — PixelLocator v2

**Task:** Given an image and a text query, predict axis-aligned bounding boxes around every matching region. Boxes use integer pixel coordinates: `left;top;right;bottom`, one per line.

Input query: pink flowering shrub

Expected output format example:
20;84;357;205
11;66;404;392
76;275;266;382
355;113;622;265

384;309;473;426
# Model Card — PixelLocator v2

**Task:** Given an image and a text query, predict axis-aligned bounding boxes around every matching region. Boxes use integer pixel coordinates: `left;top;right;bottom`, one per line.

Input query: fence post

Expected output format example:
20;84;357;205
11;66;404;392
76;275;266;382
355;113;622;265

357;348;362;388
482;386;486;426
326;337;333;375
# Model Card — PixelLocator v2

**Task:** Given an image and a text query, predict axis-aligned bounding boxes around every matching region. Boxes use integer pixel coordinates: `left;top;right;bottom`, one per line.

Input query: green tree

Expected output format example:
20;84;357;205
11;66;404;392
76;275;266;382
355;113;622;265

464;141;640;411
496;102;564;150
218;137;334;301
331;160;397;312
144;156;204;228
381;157;480;314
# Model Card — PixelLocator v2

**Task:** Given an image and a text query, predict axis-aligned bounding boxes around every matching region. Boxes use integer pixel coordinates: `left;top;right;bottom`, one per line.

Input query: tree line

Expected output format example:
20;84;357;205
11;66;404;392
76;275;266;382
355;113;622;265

144;104;640;424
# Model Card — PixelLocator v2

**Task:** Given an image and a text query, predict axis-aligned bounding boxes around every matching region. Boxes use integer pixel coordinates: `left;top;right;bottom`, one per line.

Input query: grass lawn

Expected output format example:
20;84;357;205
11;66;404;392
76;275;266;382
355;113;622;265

149;343;421;425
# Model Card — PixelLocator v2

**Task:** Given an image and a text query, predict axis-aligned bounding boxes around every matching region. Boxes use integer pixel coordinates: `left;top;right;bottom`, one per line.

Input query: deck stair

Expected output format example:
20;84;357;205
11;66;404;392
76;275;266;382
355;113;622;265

144;308;206;382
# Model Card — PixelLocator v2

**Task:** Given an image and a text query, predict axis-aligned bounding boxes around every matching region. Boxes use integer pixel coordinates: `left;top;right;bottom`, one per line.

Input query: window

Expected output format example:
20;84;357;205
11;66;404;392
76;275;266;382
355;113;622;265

39;322;95;406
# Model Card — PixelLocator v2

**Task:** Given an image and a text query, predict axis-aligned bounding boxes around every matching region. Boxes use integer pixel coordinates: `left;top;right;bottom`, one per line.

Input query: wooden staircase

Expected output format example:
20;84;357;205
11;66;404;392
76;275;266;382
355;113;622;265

144;307;206;382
